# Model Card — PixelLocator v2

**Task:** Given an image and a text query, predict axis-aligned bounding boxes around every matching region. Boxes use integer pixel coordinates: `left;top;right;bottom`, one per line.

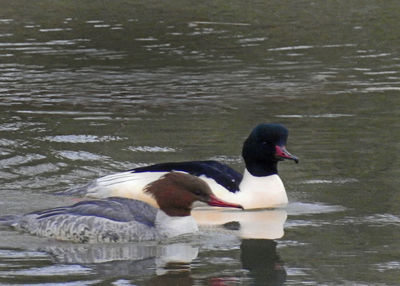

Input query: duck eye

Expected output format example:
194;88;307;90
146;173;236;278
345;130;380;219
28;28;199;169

193;189;202;196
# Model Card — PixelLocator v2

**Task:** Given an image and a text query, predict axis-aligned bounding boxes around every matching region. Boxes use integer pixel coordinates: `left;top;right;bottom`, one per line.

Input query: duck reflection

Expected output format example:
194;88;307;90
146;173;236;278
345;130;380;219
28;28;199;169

193;208;287;285
193;208;287;239
39;235;285;285
147;270;193;286
206;239;285;286
240;239;286;286
43;242;198;276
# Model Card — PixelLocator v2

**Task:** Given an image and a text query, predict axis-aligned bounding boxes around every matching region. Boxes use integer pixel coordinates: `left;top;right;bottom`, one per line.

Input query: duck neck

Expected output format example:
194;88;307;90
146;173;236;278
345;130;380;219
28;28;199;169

155;210;198;238
160;207;191;217
246;161;278;177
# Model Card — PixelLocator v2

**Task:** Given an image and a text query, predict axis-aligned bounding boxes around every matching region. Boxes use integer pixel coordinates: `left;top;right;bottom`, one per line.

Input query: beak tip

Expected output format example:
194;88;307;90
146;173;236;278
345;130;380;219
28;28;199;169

275;145;299;164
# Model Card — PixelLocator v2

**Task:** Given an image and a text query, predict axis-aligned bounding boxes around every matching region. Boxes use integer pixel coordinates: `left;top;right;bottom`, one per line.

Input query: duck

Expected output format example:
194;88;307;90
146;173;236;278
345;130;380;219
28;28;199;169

0;173;242;243
70;123;298;209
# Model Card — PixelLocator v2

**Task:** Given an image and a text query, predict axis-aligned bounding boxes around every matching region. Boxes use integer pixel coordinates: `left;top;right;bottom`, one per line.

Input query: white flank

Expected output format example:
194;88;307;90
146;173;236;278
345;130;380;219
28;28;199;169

86;171;169;206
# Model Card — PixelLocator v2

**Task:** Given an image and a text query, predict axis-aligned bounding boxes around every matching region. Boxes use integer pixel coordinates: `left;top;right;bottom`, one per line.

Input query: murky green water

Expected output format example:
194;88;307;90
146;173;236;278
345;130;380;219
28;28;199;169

0;0;399;285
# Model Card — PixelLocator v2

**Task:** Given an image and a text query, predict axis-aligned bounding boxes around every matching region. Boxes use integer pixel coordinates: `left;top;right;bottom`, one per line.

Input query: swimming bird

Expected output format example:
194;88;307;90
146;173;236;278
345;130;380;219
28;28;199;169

0;173;242;243
71;123;298;209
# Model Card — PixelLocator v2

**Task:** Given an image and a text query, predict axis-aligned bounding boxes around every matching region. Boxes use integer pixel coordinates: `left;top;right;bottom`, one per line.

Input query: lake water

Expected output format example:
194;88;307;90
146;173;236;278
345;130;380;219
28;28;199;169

0;0;399;285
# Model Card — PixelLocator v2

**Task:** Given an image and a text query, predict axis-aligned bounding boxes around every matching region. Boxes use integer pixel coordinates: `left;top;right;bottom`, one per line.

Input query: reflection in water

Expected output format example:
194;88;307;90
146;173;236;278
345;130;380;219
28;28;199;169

207;239;286;286
241;240;286;286
0;244;197;284
43;242;198;275
59;238;286;286
193;202;345;240
14;242;199;285
193;208;287;240
0;230;286;285
42;242;194;267
147;271;193;286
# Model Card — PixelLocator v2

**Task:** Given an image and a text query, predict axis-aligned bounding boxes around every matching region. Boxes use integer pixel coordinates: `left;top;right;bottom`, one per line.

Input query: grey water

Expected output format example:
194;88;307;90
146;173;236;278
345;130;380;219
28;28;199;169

0;0;399;285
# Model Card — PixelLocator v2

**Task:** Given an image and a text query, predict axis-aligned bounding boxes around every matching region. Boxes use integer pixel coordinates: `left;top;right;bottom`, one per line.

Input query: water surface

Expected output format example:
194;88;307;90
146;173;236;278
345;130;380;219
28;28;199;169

0;1;399;285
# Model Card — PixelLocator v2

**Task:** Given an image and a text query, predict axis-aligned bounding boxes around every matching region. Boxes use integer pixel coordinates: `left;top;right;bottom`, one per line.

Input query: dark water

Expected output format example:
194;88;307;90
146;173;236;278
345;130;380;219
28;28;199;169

0;0;399;285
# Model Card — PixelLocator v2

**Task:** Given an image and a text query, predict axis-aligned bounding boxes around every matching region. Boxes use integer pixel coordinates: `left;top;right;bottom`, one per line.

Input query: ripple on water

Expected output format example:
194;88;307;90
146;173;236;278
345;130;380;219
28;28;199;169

0;121;45;131
73;116;115;121
0;154;46;168
364;86;400;92
208;155;242;164
285;267;310;276
374;261;400;272
0;139;19;146
0;250;102;284
268;45;314;52
0;147;11;156
283;202;346;229
286;202;346;216
277;240;309;248
268;43;356;52
336;214;400;227
0;171;18;180
127;146;176;153
39;28;73;32
189;21;251;26
0;38;125;60
285;219;328;228
41;135;125;143
0;264;93;277
112;280;135;286
300;178;358;184
275;114;354;119
0;249;48;259
54;150;110;161
16;163;60;176
16;110;113;116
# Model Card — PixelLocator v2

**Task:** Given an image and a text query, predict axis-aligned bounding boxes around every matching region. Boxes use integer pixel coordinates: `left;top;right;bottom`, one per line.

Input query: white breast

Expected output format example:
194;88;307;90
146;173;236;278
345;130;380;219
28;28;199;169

207;169;288;209
237;170;288;209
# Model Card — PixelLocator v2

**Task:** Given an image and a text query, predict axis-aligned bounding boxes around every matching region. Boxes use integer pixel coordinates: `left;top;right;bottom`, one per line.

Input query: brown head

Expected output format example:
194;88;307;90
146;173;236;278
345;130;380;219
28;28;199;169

144;172;243;216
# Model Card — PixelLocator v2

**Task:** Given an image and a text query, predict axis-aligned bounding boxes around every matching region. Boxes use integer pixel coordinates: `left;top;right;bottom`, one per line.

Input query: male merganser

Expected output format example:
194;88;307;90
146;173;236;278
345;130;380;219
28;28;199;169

1;173;242;243
71;123;298;209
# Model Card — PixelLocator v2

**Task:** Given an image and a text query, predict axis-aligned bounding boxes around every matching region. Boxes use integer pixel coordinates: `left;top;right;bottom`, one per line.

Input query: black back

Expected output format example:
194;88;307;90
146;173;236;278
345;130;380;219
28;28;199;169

131;160;243;193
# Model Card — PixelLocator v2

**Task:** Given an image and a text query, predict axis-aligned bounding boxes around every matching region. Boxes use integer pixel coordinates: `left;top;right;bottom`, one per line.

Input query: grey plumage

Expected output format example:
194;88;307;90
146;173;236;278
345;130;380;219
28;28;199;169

2;197;161;243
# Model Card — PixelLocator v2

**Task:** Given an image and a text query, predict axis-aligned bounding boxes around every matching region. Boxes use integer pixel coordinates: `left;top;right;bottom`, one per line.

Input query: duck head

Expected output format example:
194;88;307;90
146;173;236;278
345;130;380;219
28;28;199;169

242;123;299;177
145;172;243;216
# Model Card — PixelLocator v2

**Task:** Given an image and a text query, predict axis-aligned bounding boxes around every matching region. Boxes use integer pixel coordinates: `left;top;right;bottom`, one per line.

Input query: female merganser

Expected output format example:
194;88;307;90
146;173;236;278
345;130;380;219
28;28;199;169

1;173;242;243
73;123;298;209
